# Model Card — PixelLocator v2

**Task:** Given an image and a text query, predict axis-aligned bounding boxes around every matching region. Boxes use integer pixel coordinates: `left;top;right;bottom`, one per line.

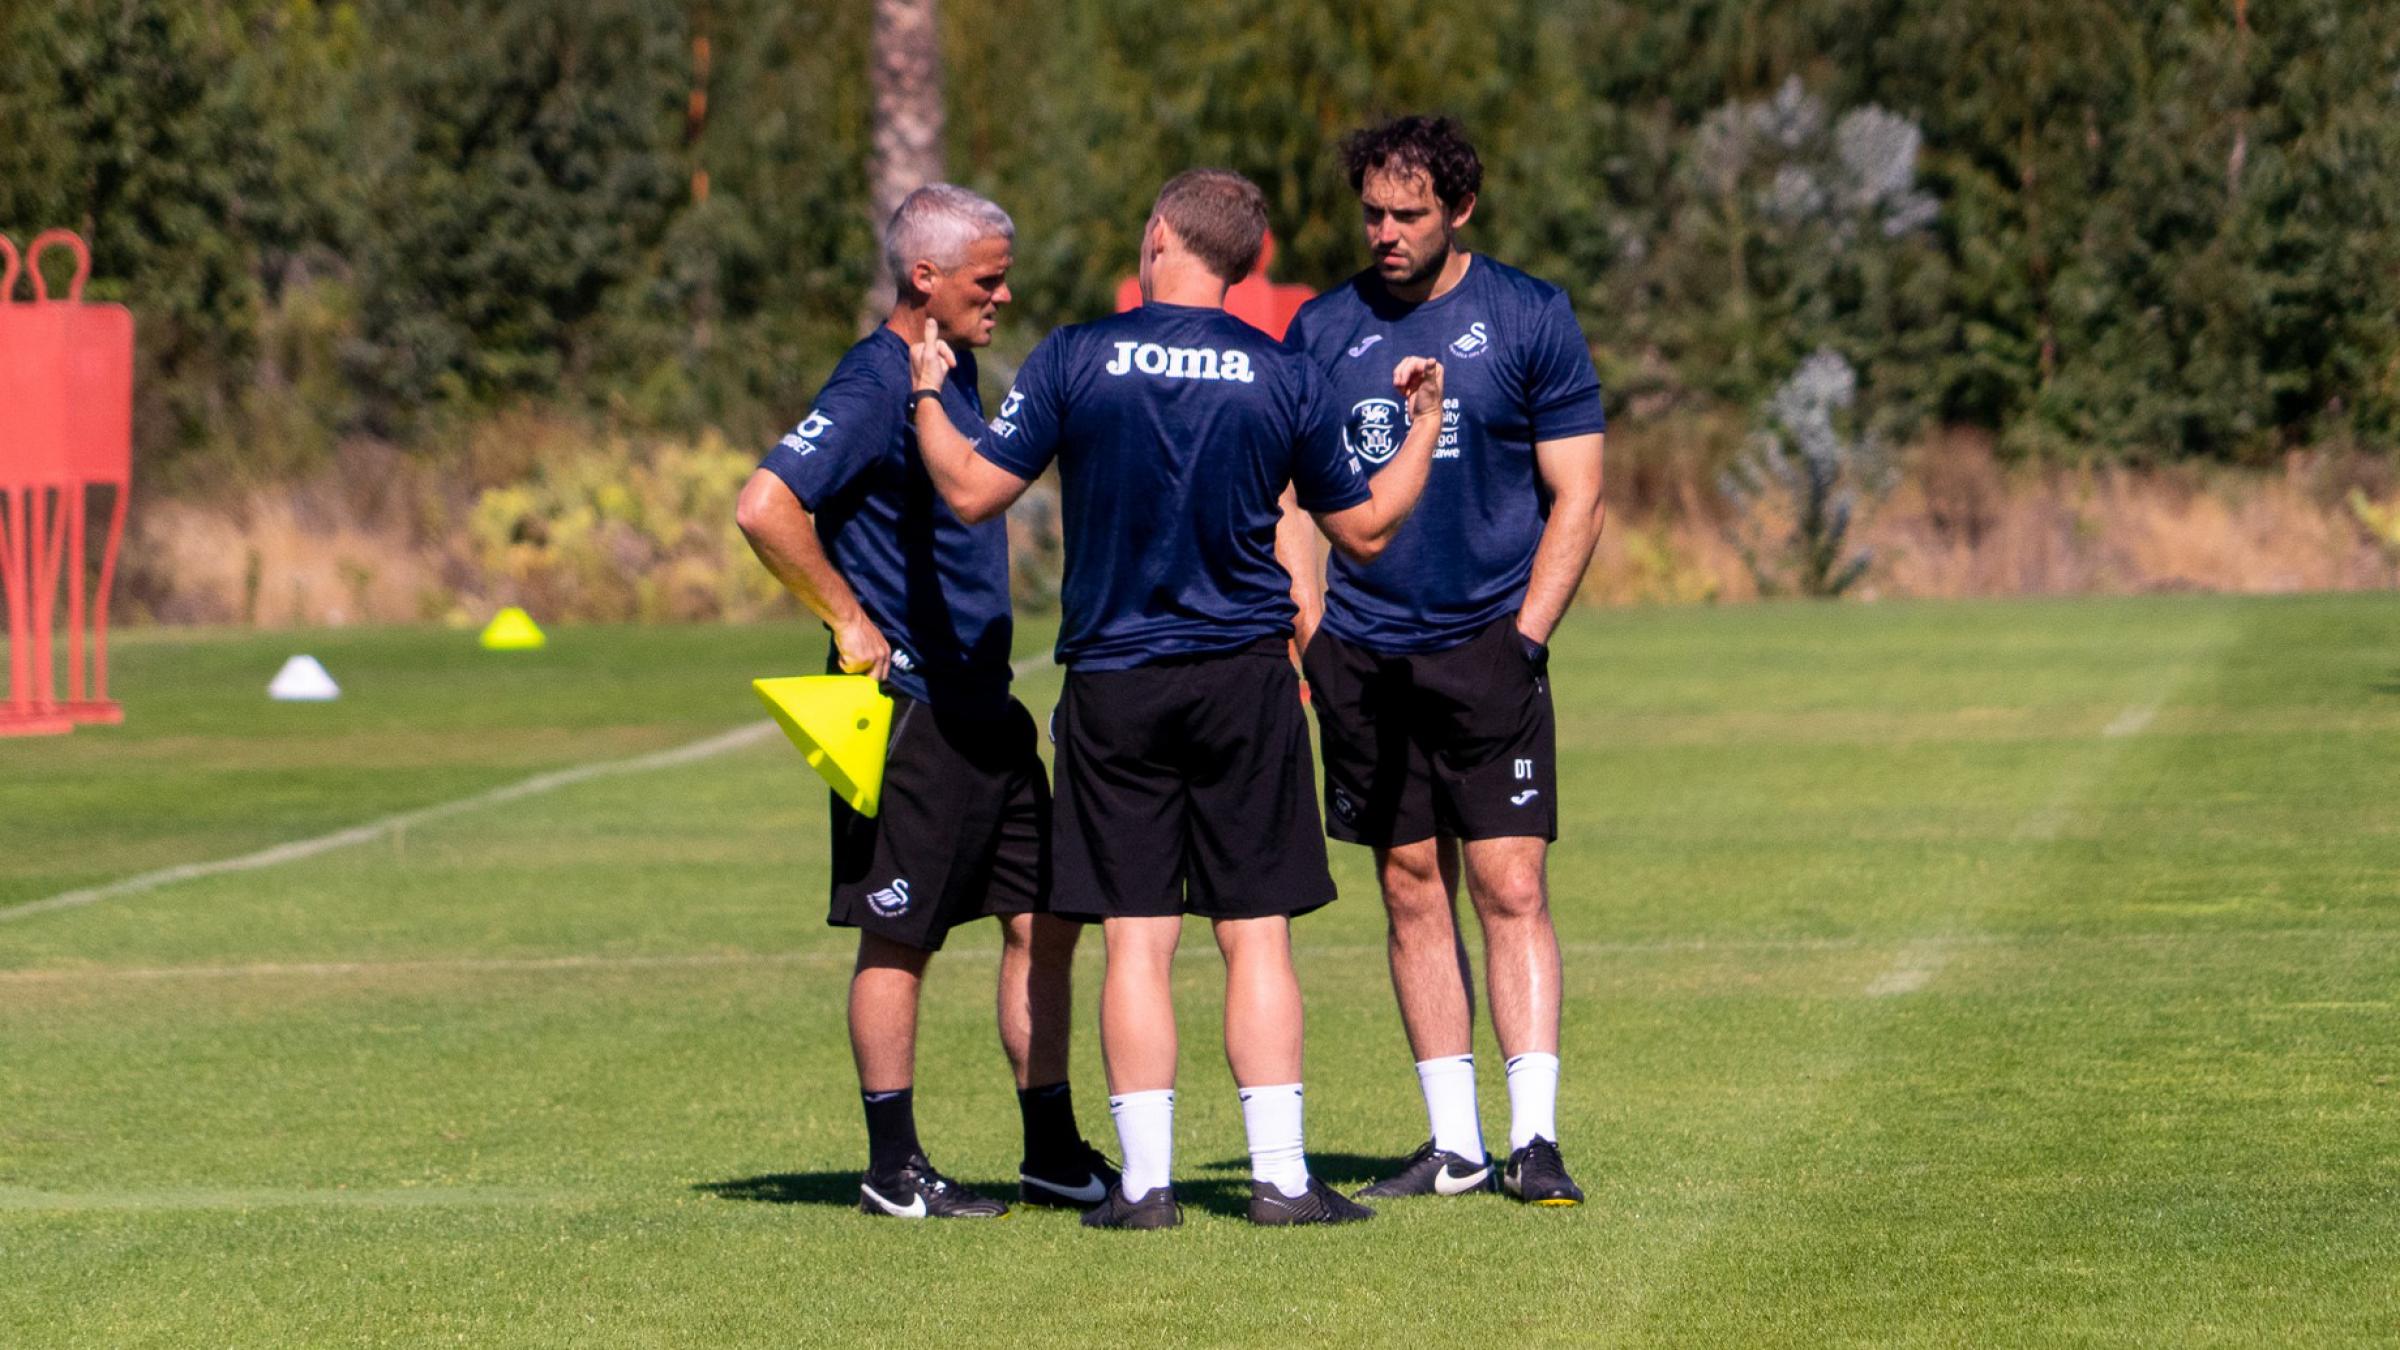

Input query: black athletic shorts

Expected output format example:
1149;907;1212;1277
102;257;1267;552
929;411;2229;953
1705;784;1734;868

1301;614;1558;848
1051;637;1337;921
828;694;1048;951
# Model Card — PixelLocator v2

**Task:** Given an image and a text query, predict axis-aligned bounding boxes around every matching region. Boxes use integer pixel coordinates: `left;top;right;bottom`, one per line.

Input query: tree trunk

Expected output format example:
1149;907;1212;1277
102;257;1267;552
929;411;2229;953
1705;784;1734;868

861;0;945;330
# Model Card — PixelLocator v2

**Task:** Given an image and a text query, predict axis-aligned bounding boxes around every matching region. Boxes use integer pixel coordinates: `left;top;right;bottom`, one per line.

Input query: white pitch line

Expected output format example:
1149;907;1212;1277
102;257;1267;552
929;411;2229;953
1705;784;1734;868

1878;693;2169;993
0;1185;555;1213
2;656;1056;927
2011;697;2165;844
7;927;2383;988
2103;700;2161;739
1863;939;1951;997
0;935;1941;985
0;949;849;984
0;721;779;924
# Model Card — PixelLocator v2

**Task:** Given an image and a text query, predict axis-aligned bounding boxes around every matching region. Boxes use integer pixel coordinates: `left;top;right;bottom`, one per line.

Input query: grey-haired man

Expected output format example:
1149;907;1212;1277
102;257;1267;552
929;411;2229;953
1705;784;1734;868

736;184;1113;1219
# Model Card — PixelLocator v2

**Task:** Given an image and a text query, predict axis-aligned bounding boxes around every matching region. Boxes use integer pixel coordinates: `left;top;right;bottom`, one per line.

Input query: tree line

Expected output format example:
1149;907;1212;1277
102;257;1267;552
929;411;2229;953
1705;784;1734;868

3;0;2394;478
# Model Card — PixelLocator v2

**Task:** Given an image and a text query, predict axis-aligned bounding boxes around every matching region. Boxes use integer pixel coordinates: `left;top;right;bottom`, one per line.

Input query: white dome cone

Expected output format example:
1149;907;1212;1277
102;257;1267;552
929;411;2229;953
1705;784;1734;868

268;655;341;702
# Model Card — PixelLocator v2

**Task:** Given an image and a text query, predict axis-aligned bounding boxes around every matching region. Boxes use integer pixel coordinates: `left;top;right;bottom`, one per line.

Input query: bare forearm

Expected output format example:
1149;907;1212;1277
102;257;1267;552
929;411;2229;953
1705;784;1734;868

1356;411;1442;544
1515;491;1604;644
761;540;866;630
736;475;865;629
914;399;1032;524
913;400;972;507
1316;356;1447;564
904;322;1033;523
1276;488;1325;647
1320;404;1442;561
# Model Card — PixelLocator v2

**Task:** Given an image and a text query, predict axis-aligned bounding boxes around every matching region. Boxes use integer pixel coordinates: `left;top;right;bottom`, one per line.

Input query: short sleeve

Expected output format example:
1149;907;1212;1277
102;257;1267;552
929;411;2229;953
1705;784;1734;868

1523;291;1608;441
1290;363;1372;514
759;362;896;511
1279;302;1314;358
972;331;1067;479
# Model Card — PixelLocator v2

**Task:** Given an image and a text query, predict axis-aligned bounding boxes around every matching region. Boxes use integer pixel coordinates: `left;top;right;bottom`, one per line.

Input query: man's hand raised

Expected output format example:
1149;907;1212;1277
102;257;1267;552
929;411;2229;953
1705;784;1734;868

1311;355;1449;565
910;318;956;393
1397;355;1445;419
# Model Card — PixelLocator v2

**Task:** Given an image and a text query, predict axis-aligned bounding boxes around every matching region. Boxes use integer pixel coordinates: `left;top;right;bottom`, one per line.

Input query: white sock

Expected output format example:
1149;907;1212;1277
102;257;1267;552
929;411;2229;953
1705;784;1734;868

1109;1088;1175;1200
1415;1055;1486;1163
1507;1052;1564;1143
1505;1052;1559;1152
1237;1083;1309;1198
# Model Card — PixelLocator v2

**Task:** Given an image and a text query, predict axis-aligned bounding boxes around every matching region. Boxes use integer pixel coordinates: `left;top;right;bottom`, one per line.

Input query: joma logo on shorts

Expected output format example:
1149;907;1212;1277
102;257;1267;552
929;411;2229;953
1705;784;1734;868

1103;342;1256;383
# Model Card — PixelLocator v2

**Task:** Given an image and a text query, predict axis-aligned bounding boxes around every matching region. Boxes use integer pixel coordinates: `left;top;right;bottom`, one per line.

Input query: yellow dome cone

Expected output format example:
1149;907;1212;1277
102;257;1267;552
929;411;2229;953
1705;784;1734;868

480;606;548;651
752;675;892;817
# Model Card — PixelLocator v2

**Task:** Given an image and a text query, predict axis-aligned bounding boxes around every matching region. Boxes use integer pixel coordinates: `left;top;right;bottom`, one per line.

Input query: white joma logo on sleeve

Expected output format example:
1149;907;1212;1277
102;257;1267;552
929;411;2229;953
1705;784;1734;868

1104;342;1255;383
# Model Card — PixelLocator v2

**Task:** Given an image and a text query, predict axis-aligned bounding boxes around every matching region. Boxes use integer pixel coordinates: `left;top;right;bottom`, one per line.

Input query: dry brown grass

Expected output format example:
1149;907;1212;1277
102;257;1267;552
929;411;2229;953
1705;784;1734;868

1859;436;2397;599
119;414;794;628
114;419;2399;627
1583;426;2399;606
123;440;451;626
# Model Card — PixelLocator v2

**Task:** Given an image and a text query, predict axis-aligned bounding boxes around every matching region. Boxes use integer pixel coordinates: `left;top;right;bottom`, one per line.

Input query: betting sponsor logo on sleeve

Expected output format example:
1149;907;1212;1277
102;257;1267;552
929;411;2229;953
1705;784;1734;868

778;408;834;455
989;387;1023;439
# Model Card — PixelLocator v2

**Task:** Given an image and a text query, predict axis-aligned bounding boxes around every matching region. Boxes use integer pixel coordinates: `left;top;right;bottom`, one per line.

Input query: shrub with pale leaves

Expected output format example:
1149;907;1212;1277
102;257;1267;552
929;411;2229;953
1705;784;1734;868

1720;349;1895;597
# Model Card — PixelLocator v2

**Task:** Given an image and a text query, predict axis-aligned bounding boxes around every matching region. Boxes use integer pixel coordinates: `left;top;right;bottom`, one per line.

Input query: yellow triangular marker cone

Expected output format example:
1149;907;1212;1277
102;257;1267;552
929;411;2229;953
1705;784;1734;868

480;606;547;651
752;675;892;817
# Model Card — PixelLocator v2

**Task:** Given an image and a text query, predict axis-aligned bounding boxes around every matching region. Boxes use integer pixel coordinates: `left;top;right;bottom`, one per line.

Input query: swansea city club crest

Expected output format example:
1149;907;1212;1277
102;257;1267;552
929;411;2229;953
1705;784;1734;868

1345;397;1406;465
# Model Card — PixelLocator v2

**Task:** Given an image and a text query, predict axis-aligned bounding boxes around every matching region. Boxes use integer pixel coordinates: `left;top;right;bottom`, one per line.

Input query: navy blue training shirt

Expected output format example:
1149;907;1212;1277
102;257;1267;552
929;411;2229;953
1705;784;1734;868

1282;256;1607;653
972;303;1371;670
757;327;1014;711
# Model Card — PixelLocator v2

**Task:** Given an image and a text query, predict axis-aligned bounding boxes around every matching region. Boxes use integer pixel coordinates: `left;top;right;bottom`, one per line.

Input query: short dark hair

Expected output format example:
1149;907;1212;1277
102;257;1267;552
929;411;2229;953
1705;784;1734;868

1151;169;1268;284
1340;115;1483;209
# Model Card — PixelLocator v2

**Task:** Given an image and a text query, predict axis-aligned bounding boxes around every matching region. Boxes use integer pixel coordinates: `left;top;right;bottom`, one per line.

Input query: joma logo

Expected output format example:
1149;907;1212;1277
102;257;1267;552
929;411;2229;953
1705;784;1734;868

1104;342;1256;383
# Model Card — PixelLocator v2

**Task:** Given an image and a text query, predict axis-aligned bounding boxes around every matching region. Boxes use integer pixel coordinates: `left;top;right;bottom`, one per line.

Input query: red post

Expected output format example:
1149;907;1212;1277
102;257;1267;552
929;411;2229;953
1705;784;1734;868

0;229;133;734
1113;228;1317;340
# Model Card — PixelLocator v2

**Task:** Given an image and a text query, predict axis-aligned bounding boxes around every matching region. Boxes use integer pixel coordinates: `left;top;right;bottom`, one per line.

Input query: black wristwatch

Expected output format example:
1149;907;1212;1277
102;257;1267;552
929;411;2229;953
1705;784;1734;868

908;388;940;412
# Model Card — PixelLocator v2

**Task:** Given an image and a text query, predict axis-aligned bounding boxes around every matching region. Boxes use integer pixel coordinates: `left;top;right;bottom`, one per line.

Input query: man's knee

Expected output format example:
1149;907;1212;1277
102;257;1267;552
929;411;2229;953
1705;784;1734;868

1377;842;1452;920
1469;854;1549;926
1103;915;1181;971
856;931;933;977
1025;913;1084;968
1209;914;1291;962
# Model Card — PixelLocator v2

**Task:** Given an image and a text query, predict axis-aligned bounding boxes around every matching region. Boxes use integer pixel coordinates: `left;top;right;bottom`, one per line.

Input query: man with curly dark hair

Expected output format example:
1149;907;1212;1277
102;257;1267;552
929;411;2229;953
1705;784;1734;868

1281;114;1609;1208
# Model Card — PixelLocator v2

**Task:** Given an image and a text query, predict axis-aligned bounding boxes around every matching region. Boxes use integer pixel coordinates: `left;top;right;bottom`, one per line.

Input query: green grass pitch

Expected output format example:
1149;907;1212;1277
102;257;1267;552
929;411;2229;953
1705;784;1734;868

4;595;2398;1345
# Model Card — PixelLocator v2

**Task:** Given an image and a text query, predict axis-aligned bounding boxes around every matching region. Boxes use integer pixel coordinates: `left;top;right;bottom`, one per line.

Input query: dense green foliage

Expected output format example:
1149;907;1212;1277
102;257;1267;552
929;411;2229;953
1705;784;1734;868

6;598;2400;1341
4;0;2396;472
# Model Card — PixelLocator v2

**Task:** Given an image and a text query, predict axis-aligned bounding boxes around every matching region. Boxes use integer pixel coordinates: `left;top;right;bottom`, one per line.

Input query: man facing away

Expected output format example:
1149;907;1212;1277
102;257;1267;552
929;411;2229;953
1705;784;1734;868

1281;116;1609;1206
905;169;1445;1228
735;184;1114;1220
